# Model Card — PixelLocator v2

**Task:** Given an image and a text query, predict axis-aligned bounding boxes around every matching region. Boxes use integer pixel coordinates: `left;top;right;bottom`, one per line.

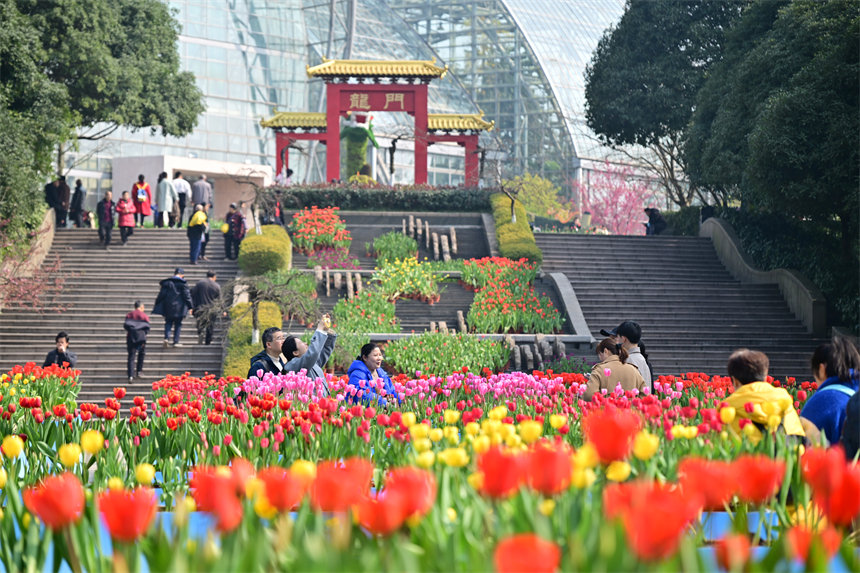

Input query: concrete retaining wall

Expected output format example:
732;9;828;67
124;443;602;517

700;217;827;336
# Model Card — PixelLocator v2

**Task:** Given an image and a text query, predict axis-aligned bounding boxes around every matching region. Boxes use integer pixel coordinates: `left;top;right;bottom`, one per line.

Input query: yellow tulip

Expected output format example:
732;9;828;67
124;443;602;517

632;431;659;461
488;406;507;421
465;422;480;436
438;447;469;468
573;443;599;469
472;435;491;454
549;414;567;429
467;472;484;490
429;428;444;443
505;433;522;448
415;451;435;468
0;467;7;489
290;459;316;481
538;499;556;516
80;430;104;455
1;435;24;459
409;423;430;440
571;467;596;489
606;461;631;482
518;420;542;444
767;414;781;431
413;438;432;453
58;444;81;468
444;410;461;425
401;412;417;427
743;422;763;443
254;493;277;519
446;508;457;522
719;406;736;424
107;477;124;491
135;463;156;485
683;426;698;440
443;426;460;444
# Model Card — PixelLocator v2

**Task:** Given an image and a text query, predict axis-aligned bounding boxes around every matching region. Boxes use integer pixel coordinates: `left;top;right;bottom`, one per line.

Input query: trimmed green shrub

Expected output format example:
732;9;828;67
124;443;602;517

266;184;493;212
489;193;543;264
260;224;292;245
237;234;290;275
662;206;702;237
223;301;282;378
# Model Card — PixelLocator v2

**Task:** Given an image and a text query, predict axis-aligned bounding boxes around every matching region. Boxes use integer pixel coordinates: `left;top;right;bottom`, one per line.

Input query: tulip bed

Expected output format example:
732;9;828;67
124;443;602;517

0;362;858;573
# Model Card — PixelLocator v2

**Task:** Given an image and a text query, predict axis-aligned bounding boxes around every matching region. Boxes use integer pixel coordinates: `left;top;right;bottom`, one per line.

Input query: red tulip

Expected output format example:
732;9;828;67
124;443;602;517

310;457;373;512
356;489;408;536
583;406;642;463
733;455;785;505
678;457;737;511
526;441;571;496
229;457;256;495
714;534;751;571
99;488;157;542
801;446;860;527
22;473;85;530
258;467;306;513
385;467;436;519
787;525;842;562
493;533;561;573
478;447;524;499
603;480;702;562
190;467;243;532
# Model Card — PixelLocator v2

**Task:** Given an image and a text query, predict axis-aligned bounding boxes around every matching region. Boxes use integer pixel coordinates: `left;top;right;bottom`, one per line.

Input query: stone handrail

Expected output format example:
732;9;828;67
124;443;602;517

700;217;826;336
0;208;55;311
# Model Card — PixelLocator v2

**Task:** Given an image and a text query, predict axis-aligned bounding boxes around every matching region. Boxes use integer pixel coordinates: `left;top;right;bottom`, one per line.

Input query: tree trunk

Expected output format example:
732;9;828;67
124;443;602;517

251;297;260;346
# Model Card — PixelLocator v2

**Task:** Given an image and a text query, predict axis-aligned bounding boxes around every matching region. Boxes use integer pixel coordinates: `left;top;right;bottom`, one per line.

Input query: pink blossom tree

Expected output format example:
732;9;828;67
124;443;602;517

573;162;657;235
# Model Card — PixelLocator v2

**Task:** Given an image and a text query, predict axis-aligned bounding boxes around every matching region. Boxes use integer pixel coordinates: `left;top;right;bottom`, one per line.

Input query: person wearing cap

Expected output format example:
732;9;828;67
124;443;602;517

223;203;246;260
600;321;652;388
152;268;194;347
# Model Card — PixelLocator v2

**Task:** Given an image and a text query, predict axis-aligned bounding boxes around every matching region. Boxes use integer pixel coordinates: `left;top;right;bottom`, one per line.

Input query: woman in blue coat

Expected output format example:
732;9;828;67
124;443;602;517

800;337;860;445
347;343;399;408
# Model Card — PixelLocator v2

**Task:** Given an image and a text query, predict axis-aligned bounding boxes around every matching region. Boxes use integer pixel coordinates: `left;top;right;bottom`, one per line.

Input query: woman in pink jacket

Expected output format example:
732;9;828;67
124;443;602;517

116;191;137;245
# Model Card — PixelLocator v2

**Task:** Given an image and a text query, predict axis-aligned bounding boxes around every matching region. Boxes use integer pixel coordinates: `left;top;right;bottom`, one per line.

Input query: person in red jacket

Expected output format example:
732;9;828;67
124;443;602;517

131;174;152;227
116;191;137;245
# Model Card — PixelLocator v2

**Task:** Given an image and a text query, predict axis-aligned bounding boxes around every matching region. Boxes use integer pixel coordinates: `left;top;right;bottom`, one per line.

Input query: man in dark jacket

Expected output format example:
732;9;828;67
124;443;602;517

55;176;71;229
43;331;77;368
191;270;221;345
70;180;86;228
153;268;194;347
223;203;246;260
124;300;151;381
644;207;668;236
96;191;115;250
247;327;286;379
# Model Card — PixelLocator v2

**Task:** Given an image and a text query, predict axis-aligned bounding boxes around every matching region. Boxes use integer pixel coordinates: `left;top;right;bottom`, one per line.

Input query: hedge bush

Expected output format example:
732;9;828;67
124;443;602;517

369;231;418;265
266;184;493;212
237;226;292;275
490;194;543;265
223;301;282;378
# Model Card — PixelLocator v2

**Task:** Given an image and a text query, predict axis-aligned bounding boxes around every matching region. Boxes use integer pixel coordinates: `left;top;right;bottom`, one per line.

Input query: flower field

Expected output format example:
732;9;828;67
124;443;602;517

0;360;858;572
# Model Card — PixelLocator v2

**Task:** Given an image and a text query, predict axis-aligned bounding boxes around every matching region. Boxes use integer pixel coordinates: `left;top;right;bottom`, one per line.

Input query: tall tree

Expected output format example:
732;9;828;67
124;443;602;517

584;0;747;206
20;0;205;168
686;0;859;253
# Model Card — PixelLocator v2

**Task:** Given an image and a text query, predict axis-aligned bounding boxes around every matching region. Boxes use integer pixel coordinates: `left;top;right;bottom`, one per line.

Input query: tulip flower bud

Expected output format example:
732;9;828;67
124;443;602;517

135;463;155;485
0;467;7;489
719;406;736;425
415;451;435;468
58;444;81;468
80;430;104;455
605;461;631;482
632;431;659;461
2;435;24;458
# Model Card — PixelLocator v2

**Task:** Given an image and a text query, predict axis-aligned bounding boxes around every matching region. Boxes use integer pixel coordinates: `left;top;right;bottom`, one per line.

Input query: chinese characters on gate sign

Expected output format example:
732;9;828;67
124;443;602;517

384;93;405;110
349;94;370;110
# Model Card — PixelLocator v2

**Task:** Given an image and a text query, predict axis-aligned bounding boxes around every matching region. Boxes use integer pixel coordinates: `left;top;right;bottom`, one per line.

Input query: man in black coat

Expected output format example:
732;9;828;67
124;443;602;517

124;300;151;381
191;270;221;345
70;179;86;228
43;331;77;368
96;191;115;249
153;268;194;347
248;327;286;379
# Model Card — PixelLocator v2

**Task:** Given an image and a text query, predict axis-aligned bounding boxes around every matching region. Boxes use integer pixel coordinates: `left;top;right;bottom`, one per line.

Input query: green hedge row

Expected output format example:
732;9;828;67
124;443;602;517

268;184;493;212
490;194;543;264
237;225;292;275
223;301;283;378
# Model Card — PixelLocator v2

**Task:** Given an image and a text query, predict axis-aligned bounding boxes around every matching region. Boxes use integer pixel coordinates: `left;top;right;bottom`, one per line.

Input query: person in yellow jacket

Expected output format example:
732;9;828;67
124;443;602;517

722;349;811;444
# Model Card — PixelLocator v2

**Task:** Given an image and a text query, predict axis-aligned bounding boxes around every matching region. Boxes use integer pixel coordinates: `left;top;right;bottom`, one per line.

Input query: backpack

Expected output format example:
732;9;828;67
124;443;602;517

135;184;148;202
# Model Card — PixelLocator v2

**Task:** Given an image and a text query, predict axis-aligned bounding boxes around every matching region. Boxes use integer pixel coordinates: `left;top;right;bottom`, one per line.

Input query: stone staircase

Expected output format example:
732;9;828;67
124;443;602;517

536;234;826;381
0;228;240;405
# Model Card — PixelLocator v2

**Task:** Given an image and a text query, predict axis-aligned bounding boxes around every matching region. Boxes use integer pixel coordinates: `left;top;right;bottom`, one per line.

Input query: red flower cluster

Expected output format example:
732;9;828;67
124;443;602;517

476;441;572;499
23;472;85;530
493;534;561;573
99;488;157;542
801;446;860;527
583;406;642;463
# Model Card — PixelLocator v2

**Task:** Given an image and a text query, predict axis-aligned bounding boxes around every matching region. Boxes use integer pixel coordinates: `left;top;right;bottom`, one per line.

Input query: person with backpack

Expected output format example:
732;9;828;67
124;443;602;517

800;337;860;445
152;268;194;347
223;203;246;260
132;174;152;227
124;300;150;381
